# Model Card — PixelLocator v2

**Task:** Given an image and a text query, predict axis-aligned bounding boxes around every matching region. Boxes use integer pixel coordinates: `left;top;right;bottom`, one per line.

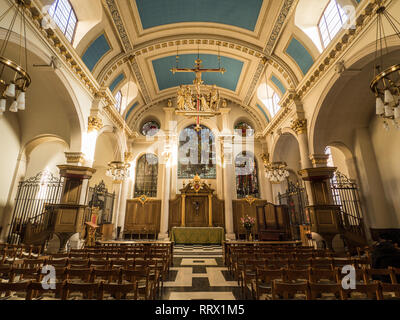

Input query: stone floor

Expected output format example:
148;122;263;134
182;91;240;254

161;245;247;300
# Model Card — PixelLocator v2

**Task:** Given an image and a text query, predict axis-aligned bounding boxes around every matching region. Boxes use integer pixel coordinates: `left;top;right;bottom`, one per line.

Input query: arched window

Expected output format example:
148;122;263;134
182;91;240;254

178;125;216;179
235;151;260;199
114;91;122;113
134;154;158;198
234;122;254;137
325;147;334;167
141;121;160;136
258;84;281;118
48;0;77;43
318;0;348;48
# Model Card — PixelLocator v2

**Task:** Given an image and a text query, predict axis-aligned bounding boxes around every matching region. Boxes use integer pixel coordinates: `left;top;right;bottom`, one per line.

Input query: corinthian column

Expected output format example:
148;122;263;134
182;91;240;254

291;119;312;169
220;108;235;240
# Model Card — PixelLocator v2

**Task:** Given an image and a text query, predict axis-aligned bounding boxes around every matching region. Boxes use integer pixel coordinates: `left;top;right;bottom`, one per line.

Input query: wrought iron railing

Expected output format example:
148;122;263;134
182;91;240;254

7;171;63;244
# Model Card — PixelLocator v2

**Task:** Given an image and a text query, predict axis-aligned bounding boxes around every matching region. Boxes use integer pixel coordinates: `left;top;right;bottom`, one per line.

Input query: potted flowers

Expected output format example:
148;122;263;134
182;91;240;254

240;215;256;241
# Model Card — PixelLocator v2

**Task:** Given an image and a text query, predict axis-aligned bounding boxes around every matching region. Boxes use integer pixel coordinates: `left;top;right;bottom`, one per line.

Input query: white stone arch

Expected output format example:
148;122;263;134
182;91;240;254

0;28;85;152
309;35;400;155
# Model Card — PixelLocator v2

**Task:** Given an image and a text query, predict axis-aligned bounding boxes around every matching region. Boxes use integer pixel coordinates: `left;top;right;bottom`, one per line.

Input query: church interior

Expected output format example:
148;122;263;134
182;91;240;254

0;0;400;301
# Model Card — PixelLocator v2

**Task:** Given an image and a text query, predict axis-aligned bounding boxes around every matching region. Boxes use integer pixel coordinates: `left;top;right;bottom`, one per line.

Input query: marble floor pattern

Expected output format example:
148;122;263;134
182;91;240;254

161;245;245;300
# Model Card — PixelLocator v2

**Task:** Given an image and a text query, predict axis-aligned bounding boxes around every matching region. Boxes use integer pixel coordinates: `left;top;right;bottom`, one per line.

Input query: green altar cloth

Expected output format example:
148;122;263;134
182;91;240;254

170;227;225;245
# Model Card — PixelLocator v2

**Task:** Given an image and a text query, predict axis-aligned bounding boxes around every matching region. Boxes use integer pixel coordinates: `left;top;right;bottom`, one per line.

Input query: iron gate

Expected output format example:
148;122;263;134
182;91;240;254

330;171;365;237
7;171;64;244
87;180;115;224
278;181;309;240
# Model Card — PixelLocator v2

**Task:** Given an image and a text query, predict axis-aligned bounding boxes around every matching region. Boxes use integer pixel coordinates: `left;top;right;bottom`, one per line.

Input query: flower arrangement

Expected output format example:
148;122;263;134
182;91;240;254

240;215;256;229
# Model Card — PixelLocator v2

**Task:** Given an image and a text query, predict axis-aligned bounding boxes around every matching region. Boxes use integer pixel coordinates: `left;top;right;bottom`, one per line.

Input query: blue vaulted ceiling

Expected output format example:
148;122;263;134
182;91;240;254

135;0;263;31
152;54;244;92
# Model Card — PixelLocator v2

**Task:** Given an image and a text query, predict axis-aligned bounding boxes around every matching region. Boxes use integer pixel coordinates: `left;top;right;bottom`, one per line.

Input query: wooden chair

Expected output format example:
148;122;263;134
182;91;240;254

61;281;99;300
26;281;64;300
308;282;345;300
285;268;309;283
64;268;93;283
68;259;90;269
241;259;264;299
21;258;46;269
334;267;366;285
309;268;337;284
98;281;137;300
364;268;396;284
89;260;111;270
272;280;310;300
341;282;381;300
9;267;41;283
379;283;400;300
120;268;151;300
310;258;333;269
252;268;285;300
0;280;31;300
48;258;69;268
91;269;121;284
390;267;400;284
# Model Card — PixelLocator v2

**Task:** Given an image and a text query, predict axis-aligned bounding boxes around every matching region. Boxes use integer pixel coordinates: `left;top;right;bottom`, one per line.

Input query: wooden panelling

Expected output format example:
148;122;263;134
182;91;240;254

124;200;161;235
169;197;181;230
212;196;225;228
186;196;208;227
232;200;269;237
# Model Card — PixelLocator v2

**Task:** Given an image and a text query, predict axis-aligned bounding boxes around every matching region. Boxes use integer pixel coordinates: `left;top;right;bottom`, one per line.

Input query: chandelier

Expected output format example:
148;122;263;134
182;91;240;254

262;154;290;183
171;48;226;131
0;0;31;116
370;1;400;130
106;161;130;183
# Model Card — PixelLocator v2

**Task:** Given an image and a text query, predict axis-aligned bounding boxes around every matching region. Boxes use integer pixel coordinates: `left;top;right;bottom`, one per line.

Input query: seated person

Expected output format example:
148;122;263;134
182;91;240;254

371;233;400;283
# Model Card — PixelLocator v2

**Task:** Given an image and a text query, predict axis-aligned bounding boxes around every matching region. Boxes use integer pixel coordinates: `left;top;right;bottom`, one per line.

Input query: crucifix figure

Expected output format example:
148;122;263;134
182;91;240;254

171;58;225;131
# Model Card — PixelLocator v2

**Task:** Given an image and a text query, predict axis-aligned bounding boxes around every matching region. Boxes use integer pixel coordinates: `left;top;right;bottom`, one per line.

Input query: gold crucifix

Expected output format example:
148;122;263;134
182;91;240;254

171;58;225;131
171;59;225;94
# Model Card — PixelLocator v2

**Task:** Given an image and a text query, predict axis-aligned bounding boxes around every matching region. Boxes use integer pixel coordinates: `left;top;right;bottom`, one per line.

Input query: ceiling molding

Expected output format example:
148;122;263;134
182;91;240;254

104;0;133;52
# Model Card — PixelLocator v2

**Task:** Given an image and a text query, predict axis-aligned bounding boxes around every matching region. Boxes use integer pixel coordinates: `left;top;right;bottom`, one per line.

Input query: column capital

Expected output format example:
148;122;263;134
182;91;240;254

291;118;307;135
57;165;96;179
88;116;103;132
219;107;231;115
298;167;337;181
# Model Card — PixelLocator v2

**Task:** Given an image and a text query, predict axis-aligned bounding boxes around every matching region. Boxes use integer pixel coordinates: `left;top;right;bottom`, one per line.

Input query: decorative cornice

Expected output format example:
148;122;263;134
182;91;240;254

309;154;330;167
291;119;307;135
130;56;151;104
88;116;103;132
244;61;266;105
104;0;133;52
65;152;86;165
264;0;297;54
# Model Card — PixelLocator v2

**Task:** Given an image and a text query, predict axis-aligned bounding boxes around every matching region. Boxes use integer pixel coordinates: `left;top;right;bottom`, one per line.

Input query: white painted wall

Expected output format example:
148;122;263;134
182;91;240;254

369;117;400;228
0;115;21;230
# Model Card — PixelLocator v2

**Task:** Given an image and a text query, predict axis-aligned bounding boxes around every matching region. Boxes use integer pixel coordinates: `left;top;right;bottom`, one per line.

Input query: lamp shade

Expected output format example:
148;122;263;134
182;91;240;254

9;100;18;112
384;90;395;104
376;97;385;115
394;106;400;119
5;83;16;98
385;105;394;117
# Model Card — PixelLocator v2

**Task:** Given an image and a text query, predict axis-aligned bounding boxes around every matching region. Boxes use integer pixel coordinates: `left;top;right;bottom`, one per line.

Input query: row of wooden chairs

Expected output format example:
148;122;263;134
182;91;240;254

0;266;162;300
270;280;400;300
250;267;400;300
0;280;143;300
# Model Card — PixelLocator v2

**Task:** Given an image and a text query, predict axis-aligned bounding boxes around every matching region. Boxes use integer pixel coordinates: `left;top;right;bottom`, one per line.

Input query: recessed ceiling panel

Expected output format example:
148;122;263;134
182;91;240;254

135;0;263;31
152;54;244;92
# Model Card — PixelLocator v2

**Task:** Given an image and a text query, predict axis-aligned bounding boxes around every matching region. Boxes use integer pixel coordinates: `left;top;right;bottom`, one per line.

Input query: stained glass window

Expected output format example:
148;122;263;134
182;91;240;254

48;0;77;43
134;154;158;198
141;121;160;136
178;125;216;179
235;151;260;199
234;122;254;137
318;0;348;48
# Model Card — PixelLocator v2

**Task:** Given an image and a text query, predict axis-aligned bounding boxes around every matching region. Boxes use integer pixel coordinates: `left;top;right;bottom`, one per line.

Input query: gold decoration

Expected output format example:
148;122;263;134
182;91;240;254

189;174;205;193
244;195;257;206
291;119;307;135
88;116;103;132
137;194;150;205
124;151;134;163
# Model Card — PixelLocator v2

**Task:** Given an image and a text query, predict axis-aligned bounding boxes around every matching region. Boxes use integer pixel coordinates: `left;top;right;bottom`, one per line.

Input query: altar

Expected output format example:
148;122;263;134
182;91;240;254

170;227;225;245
